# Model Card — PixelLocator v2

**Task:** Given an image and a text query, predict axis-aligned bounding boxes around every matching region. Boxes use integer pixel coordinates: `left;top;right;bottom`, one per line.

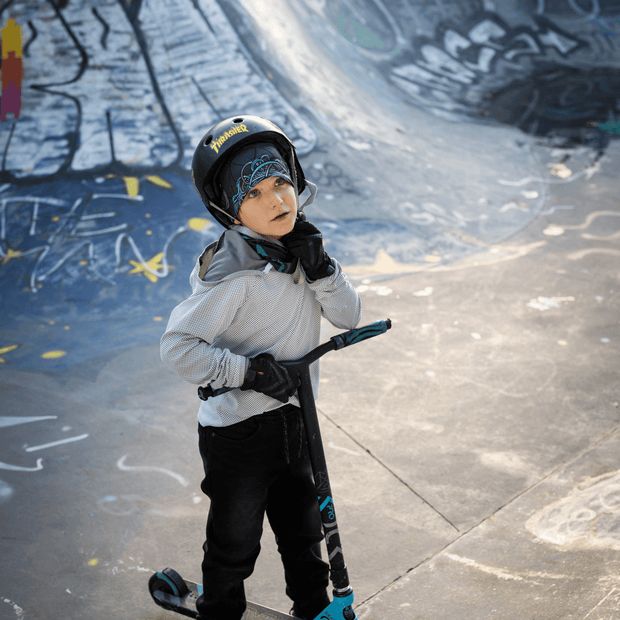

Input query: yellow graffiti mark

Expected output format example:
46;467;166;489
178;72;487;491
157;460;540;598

0;344;19;363
146;175;172;189
128;252;164;283
344;241;547;279
2;248;22;265
2;19;21;59
123;177;139;197
88;558;99;567
41;350;66;360
188;217;213;231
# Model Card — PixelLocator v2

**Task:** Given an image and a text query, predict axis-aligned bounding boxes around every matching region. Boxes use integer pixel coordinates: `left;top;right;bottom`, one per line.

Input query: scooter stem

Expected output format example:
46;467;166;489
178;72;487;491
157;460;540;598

296;365;351;592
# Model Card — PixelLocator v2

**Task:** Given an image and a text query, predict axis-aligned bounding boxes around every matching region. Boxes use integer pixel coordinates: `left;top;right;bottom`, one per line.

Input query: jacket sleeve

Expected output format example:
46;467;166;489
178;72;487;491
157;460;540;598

160;279;251;388
307;258;362;330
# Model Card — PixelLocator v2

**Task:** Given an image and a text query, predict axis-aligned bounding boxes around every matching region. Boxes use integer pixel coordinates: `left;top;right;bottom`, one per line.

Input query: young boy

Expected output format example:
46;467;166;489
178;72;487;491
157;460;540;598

160;115;362;620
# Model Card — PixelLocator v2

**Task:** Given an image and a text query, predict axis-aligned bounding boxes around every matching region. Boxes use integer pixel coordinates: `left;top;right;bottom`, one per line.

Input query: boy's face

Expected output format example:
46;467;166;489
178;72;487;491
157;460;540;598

235;176;297;239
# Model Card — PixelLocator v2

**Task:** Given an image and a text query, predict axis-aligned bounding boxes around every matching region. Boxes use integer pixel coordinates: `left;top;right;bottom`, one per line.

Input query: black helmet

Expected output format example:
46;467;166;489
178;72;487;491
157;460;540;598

191;115;307;228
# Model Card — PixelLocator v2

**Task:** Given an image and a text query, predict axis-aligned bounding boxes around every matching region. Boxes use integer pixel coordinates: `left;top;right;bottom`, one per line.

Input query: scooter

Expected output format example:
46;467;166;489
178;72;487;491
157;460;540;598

149;319;392;620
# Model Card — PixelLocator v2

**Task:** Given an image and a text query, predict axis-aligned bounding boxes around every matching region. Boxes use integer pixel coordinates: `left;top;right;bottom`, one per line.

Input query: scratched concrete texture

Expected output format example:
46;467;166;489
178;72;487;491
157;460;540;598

1;0;620;619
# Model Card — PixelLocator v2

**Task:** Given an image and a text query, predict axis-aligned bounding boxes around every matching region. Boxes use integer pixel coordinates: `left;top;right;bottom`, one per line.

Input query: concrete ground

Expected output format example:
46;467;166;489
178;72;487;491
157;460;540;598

1;1;620;619
1;140;618;620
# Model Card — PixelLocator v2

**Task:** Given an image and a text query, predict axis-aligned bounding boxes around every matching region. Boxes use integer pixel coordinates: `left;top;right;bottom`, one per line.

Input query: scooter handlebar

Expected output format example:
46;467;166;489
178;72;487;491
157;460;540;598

197;319;391;401
330;318;391;350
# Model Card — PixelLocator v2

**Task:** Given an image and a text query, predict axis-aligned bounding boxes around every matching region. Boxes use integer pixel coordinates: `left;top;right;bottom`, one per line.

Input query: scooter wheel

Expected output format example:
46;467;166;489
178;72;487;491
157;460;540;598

149;567;190;597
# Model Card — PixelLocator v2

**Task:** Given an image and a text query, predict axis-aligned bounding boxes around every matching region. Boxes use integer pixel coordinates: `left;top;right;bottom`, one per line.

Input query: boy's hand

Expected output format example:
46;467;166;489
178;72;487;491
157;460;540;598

241;353;300;403
281;220;335;281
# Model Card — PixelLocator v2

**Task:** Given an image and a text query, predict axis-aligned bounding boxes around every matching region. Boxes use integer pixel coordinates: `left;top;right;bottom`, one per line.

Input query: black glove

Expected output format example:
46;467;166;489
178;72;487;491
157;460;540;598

281;219;335;281
240;353;299;403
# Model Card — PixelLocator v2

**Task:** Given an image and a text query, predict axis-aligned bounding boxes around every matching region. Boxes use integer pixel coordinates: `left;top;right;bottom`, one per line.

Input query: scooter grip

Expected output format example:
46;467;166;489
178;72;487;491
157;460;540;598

197;319;392;400
330;319;391;350
197;385;232;401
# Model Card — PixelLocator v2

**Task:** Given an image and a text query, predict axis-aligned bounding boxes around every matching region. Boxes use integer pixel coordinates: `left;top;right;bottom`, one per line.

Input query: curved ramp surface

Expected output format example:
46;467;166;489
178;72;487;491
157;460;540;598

1;3;620;620
0;0;618;369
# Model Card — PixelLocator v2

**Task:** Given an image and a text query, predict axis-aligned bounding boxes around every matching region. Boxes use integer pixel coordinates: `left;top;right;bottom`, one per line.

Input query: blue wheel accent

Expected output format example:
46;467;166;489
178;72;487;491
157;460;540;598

149;568;190;599
157;572;180;597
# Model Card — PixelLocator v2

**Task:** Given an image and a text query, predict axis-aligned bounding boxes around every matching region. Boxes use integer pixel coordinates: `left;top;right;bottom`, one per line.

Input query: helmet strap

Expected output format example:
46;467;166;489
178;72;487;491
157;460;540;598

208;200;237;225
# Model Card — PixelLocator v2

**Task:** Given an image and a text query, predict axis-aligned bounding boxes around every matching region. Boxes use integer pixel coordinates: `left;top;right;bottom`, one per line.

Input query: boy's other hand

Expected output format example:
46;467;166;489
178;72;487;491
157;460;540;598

241;353;300;403
281;220;335;281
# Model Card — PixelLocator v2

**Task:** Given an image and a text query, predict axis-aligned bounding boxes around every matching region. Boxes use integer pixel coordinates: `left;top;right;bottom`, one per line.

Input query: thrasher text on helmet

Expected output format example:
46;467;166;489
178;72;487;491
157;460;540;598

210;125;250;154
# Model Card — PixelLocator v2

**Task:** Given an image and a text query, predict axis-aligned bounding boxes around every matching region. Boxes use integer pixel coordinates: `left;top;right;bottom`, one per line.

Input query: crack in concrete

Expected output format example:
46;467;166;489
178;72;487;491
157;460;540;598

353;422;620;608
318;407;460;532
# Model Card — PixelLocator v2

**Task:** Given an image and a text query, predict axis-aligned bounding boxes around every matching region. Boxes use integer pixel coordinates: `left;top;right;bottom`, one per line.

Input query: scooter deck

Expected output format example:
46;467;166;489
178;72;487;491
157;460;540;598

150;570;294;620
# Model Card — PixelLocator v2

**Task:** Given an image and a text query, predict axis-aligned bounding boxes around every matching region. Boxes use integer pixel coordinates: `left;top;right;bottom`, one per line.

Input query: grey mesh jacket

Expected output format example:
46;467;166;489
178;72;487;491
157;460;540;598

160;226;362;428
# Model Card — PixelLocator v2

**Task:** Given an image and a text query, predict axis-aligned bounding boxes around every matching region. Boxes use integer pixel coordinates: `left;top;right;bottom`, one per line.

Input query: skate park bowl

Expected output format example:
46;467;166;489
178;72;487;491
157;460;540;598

0;0;618;370
1;1;619;619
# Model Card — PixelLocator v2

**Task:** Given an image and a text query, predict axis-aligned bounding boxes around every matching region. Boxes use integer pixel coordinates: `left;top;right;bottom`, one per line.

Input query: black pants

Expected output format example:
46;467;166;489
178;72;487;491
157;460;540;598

196;404;329;620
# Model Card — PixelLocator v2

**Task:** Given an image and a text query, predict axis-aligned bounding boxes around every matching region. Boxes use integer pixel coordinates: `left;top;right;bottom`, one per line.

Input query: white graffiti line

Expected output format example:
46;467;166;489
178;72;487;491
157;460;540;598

1;598;25;619
0;416;58;429
567;248;620;261
73;224;130;237
446;554;524;581
0;196;67;241
70;210;130;237
327;442;362;457
526;469;620;551
560;210;620;231
79;212;120;220
20;194;164;289
582;230;620;241
91;194;144;202
445;554;570;583
30;241;116;290
0;459;44;472
584;588;618;620
527;296;575;311
117;455;189;487
25;434;89;453
0;244;48;265
390;13;583;117
19;210;187;291
468;19;507;49
567;0;601;18
115;226;187;279
49;198;83;239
